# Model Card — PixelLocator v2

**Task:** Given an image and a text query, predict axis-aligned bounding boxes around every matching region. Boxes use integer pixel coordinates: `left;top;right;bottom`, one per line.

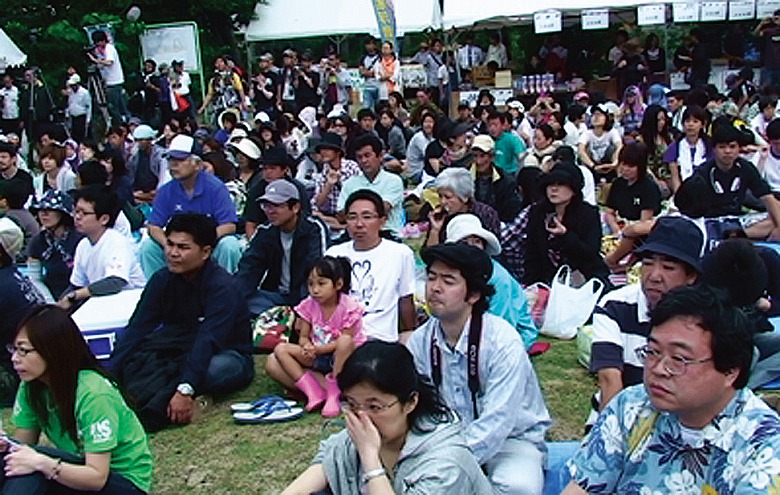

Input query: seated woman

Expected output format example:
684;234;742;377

3;305;152;494
664;105;712;193
27;190;84;301
617;85;646;137
578;104;622;186
282;341;493;495
523;124;560;171
426;167;500;246
603;142;662;271
523;162;610;287
638;104;675;197
33;144;76;200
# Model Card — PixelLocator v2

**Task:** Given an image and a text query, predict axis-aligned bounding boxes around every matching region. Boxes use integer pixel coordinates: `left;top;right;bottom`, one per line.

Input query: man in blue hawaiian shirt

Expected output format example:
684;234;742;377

564;285;780;495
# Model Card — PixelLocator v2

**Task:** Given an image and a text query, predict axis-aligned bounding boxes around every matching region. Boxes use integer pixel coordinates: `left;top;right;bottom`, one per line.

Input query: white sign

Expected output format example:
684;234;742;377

673;2;701;21
140;23;200;72
729;0;756;19
534;10;562;34
459;89;515;108
582;9;610;29
757;0;780;16
700;1;728;20
638;4;667;25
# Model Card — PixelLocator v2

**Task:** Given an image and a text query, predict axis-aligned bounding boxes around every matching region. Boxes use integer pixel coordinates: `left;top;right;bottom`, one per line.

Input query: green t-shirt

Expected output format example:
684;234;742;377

493;131;527;174
12;370;153;493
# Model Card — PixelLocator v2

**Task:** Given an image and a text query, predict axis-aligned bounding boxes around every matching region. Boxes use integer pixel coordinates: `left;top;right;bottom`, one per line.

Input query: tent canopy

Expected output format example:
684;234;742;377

244;0;440;42
0;28;27;69
441;0;674;29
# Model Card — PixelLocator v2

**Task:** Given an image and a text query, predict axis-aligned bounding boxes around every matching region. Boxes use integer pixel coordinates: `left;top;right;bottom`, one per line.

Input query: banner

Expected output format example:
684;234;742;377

638;4;667;24
372;0;397;48
700;1;728;20
140;23;201;72
534;10;563;33
582;9;610;30
673;2;701;21
729;0;756;19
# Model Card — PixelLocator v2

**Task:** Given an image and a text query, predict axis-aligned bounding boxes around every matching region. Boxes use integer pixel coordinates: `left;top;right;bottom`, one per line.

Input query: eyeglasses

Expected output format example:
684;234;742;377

6;344;37;357
635;345;713;376
73;208;96;217
340;398;399;414
345;213;380;222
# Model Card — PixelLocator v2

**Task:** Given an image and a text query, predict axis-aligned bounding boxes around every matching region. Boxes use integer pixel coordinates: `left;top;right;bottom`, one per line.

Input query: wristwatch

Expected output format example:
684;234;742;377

361;467;386;485
176;383;195;396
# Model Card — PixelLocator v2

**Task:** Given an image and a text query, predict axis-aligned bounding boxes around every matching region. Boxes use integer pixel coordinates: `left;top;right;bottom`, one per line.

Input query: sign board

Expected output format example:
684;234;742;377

140;23;201;72
729;0;755;19
638;4;667;25
534;10;562;34
673;2;701;21
399;64;426;89
459;89;514;108
582;9;610;30
757;0;780;16
700;1;728;20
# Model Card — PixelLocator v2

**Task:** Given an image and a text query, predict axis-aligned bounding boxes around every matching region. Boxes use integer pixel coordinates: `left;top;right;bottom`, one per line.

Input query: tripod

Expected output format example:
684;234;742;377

86;66;110;139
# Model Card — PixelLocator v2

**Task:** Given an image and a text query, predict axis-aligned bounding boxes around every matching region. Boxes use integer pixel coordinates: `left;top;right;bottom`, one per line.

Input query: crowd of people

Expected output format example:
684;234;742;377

0;20;779;494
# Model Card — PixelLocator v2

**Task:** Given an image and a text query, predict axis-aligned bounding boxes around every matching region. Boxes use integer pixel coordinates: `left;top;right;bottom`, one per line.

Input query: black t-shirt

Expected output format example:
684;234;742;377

606;176;662;220
0;169;34;205
28;228;83;299
295;70;320;108
763;25;780;68
423;140;446;177
252;71;278;111
694;158;771;217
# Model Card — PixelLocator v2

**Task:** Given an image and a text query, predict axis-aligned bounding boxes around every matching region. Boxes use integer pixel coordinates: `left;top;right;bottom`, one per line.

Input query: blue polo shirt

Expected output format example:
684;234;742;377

148;171;238;227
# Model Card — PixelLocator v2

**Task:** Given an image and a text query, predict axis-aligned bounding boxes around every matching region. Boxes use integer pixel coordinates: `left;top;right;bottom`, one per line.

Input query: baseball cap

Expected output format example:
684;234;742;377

574;91;590;101
445;214;501;256
259;180;299;204
635;216;704;272
132;124;156;141
166;134;195;160
471;134;495;153
0;217;23;259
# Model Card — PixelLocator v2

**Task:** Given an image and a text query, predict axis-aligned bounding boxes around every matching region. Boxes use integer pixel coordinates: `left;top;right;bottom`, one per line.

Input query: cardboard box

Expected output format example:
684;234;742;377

494;70;513;88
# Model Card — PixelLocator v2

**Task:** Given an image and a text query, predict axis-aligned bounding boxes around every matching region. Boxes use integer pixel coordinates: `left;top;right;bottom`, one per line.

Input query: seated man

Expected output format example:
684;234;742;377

0;180;39;260
58;185;145;311
564;285;780;493
407;243;551;495
237;180;327;316
443;213;538;349
312;132;361;227
127;124;170;204
0;142;34;204
243;145;310;239
469;134;524;223
113;213;254;431
337;134;404;235
590;216;702;421
693;124;780;240
326;189;416;342
0;218;45;404
140;134;241;277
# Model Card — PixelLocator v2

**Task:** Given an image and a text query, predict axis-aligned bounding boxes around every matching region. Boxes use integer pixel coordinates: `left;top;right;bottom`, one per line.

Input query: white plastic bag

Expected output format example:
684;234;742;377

540;265;604;340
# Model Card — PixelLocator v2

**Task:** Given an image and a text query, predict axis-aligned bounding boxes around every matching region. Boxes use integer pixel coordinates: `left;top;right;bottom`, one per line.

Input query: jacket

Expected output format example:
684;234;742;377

126;144;169;190
236;215;327;304
471;164;524;222
523;199;610;287
314;417;493;495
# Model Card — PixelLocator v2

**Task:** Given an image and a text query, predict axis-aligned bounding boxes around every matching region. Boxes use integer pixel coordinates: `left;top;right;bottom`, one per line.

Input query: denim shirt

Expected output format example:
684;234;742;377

407;312;551;464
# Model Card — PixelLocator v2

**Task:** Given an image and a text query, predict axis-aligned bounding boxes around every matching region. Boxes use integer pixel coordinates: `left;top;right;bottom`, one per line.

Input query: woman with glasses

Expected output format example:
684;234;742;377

1;305;152;494
282;341;492;495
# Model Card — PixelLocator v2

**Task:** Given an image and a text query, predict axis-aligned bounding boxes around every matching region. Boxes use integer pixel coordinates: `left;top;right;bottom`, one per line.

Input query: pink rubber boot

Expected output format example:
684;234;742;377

295;371;326;412
321;373;341;418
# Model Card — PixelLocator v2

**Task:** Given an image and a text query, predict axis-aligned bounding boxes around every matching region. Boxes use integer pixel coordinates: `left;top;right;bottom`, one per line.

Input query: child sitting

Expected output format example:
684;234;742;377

266;256;365;418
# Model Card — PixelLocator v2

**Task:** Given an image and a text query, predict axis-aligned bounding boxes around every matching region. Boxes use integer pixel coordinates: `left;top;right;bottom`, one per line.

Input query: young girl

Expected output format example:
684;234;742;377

663;105;712;192
267;256;365;418
3;305;152;494
578;104;622;184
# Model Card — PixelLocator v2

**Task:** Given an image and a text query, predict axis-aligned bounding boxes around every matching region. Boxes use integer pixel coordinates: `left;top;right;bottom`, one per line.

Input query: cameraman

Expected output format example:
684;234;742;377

0;74;20;136
87;30;129;126
65;74;91;143
755;10;780;91
320;52;352;114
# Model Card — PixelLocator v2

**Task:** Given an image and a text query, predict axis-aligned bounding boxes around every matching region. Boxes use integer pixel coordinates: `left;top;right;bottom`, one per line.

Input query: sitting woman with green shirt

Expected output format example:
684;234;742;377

282;341;492;495
2;305;153;494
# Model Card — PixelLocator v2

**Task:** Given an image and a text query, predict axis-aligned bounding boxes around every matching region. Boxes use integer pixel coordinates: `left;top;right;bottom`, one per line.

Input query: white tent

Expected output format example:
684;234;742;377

441;0;675;29
244;0;441;41
0;28;27;69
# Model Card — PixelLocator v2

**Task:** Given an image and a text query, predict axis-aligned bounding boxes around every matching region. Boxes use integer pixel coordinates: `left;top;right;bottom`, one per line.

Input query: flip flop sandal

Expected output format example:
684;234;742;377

233;398;304;424
230;394;297;413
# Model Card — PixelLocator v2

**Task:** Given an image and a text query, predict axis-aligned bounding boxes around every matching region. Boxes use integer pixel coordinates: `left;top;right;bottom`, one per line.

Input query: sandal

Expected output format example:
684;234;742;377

233;397;304;424
230;394;297;413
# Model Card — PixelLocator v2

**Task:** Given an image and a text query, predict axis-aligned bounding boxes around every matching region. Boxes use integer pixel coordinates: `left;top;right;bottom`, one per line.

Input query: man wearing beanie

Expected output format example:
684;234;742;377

407;243;551;495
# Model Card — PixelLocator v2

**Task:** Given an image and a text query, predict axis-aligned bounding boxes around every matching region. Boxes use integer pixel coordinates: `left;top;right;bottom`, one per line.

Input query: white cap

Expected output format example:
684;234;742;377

166;134;195;160
67;74;81;86
0;217;23;259
445;214;501;257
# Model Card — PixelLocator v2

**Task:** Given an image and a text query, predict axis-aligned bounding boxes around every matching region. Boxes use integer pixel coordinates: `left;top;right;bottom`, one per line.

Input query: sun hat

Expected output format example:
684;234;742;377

29;189;74;217
315;132;344;153
445;213;501;256
421;243;493;285
229;137;262;161
635;216;705;272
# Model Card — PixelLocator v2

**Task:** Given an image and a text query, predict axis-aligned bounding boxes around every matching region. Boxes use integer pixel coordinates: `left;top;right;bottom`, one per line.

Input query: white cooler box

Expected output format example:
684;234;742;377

72;289;144;362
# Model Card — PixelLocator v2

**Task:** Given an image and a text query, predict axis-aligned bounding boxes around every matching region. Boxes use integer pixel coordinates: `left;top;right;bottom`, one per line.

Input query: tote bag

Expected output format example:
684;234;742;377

540;265;604;340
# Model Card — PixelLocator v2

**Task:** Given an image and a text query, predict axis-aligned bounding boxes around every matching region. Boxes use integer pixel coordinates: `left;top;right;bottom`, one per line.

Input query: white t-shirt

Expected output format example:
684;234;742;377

325;239;415;342
579;164;597;206
563;120;581;149
70;228;145;289
0;85;19;120
176;71;191;96
764;150;780;193
579;128;621;163
98;43;125;86
437;64;449;87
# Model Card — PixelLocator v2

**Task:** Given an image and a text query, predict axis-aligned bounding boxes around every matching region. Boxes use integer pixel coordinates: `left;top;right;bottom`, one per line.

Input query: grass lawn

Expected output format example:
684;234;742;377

146;336;596;494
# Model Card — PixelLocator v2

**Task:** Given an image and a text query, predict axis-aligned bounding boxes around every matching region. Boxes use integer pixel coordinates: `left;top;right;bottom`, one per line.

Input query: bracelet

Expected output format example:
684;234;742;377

46;458;62;480
361;467;386;484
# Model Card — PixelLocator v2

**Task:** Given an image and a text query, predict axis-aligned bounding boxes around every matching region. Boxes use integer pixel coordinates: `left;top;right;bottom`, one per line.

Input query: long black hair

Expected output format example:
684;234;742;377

338;341;450;432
